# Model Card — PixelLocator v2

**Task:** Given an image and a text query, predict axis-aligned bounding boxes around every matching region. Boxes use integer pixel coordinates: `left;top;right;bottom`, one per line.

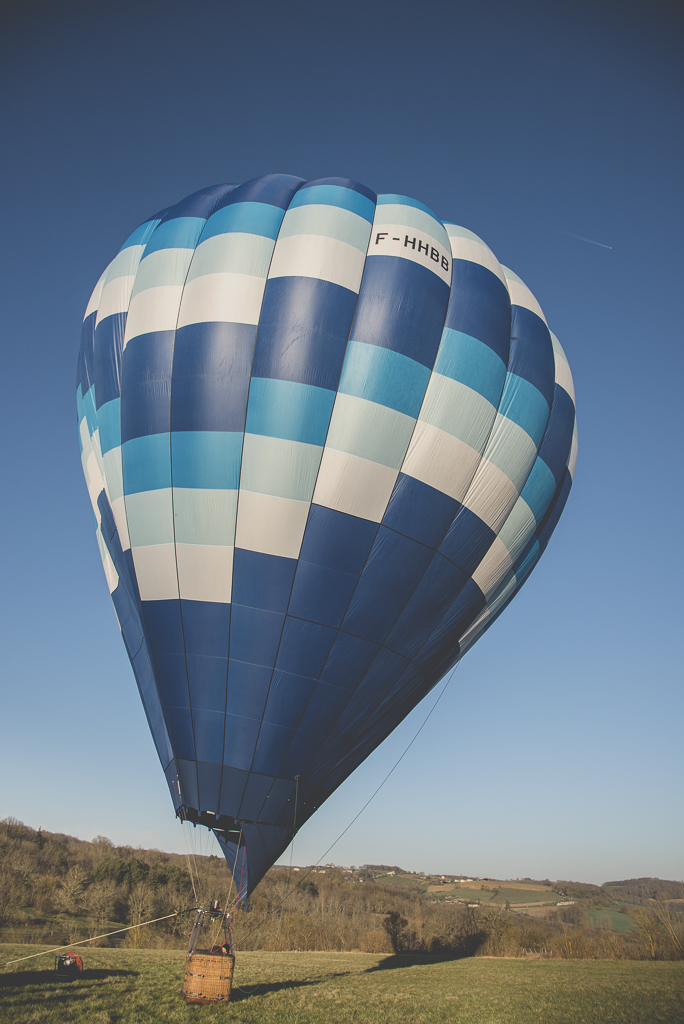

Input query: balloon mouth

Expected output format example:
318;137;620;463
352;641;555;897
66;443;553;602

177;806;249;841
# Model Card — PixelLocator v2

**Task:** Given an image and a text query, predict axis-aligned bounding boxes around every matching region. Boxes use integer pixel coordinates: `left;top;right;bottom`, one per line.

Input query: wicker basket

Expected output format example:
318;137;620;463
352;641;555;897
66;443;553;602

181;952;235;1004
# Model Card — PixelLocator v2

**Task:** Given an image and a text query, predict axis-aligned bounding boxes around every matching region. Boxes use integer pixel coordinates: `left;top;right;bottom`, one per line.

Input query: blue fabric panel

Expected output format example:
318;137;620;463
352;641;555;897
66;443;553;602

289;180;376;221
239;773;275;821
177;758;199;809
498;372;550;447
187;655;228;713
154;652;190;707
382;474;459;549
164;183;236;220
97;399;121;455
292;681;350;738
170;321;257;432
350;257;449;370
245;377;335;445
223;714;261;772
342;528;434;643
439;506;496;577
253;277;358;390
258;777;299;826
121;331;175;443
93;313;125;409
386;554;470;662
196;760;222;811
77;314;96;395
263;671;316;727
120;217;164;251
217;766;249;818
213;831;248;899
536;385;575;484
122;433;171;492
143;216;206;255
171;430;242;489
416;578;485;671
84;388;98;436
508;305;556;409
276;618;336;677
229;606;285;667
444;260;511;363
288;560;358;628
213;173;305;212
226;660;272;724
232;549;297;612
520;458;557;523
300;505;378;573
251;721;292;778
143;600;184;654
131;642;173;770
200;201;284;242
536;468;573;551
338;341;431;417
317;632;378;692
181;600;231;658
434;329;507;406
193;711;225;766
167;710;196;762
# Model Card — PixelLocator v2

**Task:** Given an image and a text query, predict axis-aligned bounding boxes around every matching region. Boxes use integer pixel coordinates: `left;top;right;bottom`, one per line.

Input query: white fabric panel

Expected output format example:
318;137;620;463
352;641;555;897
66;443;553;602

186;232;274;281
102;446;124;503
471;537;513;599
172;488;238;546
176;543;233;603
96;529;119;594
568;423;578;479
240;434;322;501
482;413;538;492
85;450;105;519
461;458;521;533
367;222;451;285
177;273;265;327
131;544;179;601
502;268;547;324
104;245;146;282
84;269;107;320
445;229;506;284
497;496;537;561
401;421;481;502
96;275;137;325
123;285;184;347
111;494;130;550
131;248;194;294
235;491;310;559
125;488;174;547
419;375;495;452
313;448;398;522
268;234;367;292
325;394;415;470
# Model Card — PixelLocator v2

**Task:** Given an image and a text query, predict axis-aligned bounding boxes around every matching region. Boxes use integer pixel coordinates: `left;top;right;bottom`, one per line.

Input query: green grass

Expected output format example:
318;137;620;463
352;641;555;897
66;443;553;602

588;909;636;933
2;945;683;1024
430;886;563;905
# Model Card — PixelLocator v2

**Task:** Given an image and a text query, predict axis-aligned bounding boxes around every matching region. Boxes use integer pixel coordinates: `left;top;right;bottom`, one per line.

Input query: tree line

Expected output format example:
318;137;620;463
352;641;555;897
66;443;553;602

1;818;682;960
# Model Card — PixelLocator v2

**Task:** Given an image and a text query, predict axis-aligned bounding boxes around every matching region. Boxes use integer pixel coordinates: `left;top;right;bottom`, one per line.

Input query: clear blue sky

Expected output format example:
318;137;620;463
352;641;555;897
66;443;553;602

1;0;682;885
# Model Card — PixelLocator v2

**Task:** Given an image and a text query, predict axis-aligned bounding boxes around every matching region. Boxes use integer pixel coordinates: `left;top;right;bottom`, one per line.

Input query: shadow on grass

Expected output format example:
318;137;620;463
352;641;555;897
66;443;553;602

231;971;351;1001
366;936;489;972
0;967;138;988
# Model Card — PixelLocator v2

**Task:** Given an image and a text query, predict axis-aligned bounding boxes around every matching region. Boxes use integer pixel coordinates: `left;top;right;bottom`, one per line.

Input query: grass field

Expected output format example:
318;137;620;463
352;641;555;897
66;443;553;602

1;945;682;1024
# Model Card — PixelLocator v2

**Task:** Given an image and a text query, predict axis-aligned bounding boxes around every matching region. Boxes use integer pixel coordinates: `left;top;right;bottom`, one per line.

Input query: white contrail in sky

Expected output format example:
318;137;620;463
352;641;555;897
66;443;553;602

562;230;613;250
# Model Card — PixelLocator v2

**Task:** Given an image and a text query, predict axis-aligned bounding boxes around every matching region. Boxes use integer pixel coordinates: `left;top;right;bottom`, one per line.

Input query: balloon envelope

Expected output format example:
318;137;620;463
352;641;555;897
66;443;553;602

77;175;577;897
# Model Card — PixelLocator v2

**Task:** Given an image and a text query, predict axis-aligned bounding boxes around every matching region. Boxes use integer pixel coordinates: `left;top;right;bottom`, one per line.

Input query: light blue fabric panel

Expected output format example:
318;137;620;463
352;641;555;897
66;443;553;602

83;386;98;436
433;329;507;405
419;375;495;451
143;217;206;255
484;416;538;492
185;232;274;280
498;373;549;447
240;434;322;501
373;201;450;248
173;488;238;545
122;433;171;493
377;193;440;217
132;247;195;292
171;431;243;490
325;395;415;470
338;341;430;418
289;184;375;222
98;398;121;454
126;488;174;546
245;378;335;446
119;217;163;252
200;202;284;242
277;204;371;251
519;457;557;523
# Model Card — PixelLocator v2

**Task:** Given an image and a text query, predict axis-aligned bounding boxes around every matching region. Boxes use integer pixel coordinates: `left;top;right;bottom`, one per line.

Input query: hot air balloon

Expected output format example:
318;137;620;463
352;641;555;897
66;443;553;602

77;174;577;900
